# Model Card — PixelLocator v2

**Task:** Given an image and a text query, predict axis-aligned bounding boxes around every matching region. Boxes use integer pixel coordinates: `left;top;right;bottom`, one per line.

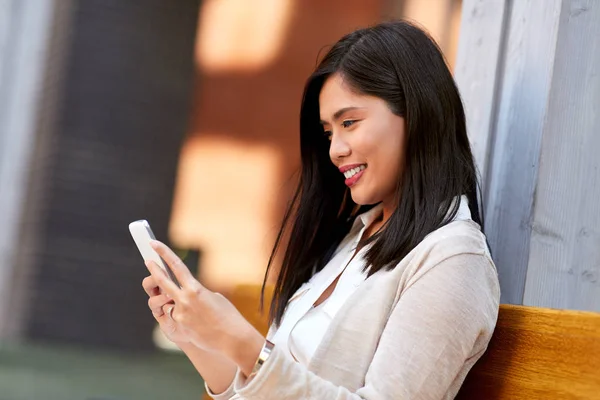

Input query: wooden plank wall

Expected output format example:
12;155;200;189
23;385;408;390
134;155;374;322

454;0;508;182
523;0;600;311
456;0;600;311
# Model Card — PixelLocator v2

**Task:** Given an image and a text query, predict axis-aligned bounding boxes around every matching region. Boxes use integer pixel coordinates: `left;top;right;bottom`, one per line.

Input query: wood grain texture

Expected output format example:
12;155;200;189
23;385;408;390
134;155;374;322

454;0;509;185
457;304;600;399
523;0;600;312
481;0;563;305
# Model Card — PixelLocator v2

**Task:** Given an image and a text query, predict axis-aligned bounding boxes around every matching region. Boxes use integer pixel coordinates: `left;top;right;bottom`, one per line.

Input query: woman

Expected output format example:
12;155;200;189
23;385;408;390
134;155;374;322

142;20;500;399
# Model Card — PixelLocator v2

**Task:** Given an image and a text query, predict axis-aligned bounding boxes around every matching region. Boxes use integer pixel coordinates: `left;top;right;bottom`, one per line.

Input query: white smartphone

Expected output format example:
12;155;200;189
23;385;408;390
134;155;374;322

129;219;181;287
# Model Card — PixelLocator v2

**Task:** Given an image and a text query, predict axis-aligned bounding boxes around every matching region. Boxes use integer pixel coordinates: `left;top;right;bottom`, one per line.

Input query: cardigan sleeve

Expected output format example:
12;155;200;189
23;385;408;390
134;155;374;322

233;252;500;400
204;323;280;400
204;377;237;400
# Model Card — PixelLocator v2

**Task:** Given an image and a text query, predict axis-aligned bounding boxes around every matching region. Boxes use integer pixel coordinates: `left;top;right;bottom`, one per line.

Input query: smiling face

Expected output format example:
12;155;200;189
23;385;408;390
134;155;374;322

319;73;407;208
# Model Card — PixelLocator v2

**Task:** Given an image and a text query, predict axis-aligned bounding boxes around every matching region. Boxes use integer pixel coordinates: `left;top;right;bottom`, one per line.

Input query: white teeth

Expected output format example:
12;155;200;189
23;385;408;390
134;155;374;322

343;165;366;179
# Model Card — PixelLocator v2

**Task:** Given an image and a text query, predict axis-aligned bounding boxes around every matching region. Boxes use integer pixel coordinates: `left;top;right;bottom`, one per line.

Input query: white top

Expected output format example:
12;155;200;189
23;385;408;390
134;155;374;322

270;195;473;365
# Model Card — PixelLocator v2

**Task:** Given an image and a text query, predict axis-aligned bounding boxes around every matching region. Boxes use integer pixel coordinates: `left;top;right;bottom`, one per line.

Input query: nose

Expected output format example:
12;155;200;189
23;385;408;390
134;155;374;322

329;132;351;164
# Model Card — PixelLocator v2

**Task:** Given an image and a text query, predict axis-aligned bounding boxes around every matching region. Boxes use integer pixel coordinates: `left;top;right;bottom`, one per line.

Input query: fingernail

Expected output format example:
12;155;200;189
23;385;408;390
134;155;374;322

150;240;158;249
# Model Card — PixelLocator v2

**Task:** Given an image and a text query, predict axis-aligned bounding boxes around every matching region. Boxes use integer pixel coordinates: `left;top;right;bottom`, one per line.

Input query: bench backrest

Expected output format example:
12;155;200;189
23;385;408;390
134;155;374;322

228;284;273;335
457;304;600;399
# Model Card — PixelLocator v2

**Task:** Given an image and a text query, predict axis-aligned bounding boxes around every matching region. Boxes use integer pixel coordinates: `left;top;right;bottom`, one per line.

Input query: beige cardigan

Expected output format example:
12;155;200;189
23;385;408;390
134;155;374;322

210;219;500;399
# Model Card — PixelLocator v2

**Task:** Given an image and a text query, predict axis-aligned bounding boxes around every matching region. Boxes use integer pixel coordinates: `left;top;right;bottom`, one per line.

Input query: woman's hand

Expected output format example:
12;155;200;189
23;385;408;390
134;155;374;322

145;240;265;376
142;275;191;344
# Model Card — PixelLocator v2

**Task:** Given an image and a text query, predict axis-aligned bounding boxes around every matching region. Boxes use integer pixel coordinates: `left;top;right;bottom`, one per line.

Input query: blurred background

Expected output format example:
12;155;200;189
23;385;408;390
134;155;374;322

0;0;598;399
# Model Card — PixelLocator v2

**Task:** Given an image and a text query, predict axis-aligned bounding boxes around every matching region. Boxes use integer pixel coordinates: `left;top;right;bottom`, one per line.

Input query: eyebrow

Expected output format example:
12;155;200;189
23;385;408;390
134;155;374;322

320;106;365;125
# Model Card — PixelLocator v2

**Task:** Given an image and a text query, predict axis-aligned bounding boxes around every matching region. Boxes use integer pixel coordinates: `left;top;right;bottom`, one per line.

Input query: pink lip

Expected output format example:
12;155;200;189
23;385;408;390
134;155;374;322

344;168;365;187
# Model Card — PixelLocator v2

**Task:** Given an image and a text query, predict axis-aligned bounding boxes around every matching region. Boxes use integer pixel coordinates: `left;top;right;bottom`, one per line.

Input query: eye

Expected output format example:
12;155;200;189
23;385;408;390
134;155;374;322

342;120;356;128
323;130;333;141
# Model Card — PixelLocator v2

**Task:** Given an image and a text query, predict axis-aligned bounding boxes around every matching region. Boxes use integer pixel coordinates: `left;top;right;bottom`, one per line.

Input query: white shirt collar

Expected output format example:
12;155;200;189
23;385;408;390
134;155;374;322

355;203;384;229
453;195;472;221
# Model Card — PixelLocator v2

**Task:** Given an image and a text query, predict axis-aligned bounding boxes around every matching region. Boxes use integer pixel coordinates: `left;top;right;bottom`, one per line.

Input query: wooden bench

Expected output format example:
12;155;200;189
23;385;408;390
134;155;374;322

457;304;600;399
226;284;273;336
204;286;600;399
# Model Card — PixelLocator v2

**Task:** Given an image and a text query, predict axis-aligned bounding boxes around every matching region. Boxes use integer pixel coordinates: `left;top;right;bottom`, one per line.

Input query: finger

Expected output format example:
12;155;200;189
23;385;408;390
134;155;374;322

150;240;199;289
142;276;160;297
152;308;165;322
146;260;181;299
148;294;172;314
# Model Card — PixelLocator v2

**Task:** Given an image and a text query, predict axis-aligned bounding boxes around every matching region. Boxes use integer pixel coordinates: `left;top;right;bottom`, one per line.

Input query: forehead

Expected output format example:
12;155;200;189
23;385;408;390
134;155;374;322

319;74;366;117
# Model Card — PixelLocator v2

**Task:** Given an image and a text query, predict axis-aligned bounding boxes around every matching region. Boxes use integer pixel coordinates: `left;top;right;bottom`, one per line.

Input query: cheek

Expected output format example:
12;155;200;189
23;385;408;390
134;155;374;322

369;134;405;186
385;140;405;173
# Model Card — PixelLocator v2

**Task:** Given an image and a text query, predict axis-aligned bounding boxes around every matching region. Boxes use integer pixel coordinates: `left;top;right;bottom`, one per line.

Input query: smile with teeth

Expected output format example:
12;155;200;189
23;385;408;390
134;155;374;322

343;164;367;179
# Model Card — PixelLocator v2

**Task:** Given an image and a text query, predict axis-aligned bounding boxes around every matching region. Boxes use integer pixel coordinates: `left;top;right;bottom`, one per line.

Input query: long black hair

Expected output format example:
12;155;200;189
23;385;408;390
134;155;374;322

263;20;482;326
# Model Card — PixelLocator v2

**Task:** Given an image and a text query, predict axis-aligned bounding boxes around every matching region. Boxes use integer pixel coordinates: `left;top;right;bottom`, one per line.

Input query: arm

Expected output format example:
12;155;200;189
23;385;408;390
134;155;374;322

232;252;500;400
177;342;238;398
192;322;278;399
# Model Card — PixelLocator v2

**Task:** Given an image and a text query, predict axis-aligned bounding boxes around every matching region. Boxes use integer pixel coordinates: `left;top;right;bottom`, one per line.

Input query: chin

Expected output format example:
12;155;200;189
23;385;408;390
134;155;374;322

349;189;379;206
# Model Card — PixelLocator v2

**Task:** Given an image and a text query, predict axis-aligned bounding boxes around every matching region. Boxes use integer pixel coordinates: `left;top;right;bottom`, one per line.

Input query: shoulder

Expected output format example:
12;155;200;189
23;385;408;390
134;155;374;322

413;219;491;265
395;220;498;295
